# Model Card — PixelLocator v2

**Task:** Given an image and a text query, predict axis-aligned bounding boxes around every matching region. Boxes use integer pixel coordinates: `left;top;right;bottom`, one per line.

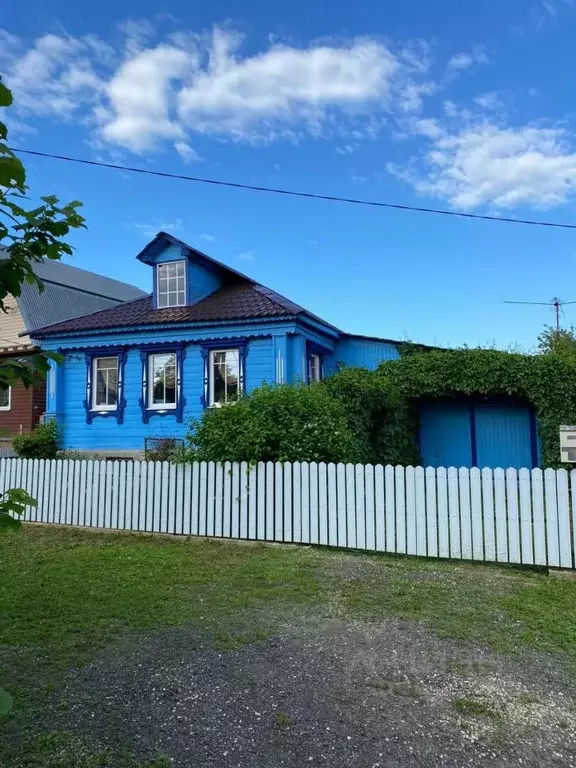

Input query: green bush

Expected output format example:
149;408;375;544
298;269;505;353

324;367;418;465
187;382;362;464
12;419;61;459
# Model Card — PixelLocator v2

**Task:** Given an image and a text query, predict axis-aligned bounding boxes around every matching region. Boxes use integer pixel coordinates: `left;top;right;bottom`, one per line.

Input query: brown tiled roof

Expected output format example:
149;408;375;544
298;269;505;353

32;282;300;336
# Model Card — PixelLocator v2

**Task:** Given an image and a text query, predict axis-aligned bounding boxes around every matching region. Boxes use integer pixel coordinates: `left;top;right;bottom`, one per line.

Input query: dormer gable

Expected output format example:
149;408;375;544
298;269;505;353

136;231;256;310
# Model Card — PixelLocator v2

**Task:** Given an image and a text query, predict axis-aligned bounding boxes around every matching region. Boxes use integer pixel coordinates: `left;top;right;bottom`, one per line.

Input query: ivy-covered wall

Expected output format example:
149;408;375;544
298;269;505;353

379;348;576;468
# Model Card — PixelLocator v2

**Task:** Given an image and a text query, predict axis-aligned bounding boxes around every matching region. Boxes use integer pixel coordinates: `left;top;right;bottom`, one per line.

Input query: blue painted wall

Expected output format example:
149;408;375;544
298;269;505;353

40;313;406;453
54;336;274;451
332;335;400;372
419;400;539;469
419;403;473;468
474;404;536;469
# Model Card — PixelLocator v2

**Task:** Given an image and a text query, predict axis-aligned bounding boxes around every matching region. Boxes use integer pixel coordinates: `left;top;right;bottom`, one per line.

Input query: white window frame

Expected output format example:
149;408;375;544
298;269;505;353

0;386;11;411
156;260;187;309
209;348;242;408
309;353;322;382
91;356;119;412
148;352;177;411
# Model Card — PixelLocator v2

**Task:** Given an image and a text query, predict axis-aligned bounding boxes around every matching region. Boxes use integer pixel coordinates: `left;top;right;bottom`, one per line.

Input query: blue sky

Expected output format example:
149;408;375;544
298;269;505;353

3;0;576;349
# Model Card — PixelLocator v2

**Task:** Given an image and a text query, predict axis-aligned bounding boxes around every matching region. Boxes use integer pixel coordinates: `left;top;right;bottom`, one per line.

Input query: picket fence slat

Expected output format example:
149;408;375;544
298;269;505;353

425;467;438;558
448;468;460;559
375;465;385;553
337;463;347;548
319;463;328;547
557;469;571;569
395;465;406;554
459;468;472;561
545;468;560;568
470;468;483;561
494;469;508;563
385;464;395;553
2;458;576;570
506;469;521;564
406;466;416;556
300;462;310;544
365;464;376;551
346;464;356;548
532;469;546;566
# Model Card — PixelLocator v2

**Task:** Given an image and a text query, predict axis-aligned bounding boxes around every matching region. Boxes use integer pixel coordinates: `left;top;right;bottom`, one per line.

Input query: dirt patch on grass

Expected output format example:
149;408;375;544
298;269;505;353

45;617;576;768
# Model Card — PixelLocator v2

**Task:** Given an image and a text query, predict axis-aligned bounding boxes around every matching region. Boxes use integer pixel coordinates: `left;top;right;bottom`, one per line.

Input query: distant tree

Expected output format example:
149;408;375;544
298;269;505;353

0;79;85;391
537;325;576;363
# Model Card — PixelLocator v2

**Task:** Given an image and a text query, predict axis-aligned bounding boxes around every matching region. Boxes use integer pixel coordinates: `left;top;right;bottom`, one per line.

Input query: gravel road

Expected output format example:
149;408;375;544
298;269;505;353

53;616;576;767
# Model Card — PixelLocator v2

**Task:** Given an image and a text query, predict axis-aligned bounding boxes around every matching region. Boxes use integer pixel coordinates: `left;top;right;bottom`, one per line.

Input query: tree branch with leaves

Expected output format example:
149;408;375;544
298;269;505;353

0;79;85;392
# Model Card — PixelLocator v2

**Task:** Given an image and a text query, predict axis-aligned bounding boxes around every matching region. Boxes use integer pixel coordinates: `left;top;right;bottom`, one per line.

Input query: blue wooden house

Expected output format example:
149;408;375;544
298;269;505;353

31;232;539;468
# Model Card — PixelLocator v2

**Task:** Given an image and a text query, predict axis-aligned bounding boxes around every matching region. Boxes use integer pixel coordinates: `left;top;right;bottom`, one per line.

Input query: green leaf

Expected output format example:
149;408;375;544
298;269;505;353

0;155;26;188
0;81;13;108
0;686;13;716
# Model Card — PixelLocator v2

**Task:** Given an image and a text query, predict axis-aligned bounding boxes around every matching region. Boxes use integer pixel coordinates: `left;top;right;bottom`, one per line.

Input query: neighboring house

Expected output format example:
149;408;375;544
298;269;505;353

30;232;539;469
0;252;146;437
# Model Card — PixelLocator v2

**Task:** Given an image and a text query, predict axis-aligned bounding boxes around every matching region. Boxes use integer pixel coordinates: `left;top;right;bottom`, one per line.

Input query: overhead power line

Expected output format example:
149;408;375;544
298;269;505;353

11;146;576;231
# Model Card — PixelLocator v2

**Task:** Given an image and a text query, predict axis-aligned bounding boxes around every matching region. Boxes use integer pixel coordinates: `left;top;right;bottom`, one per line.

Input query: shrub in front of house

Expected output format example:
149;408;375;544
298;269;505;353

323;367;418;466
13;419;61;459
186;382;363;464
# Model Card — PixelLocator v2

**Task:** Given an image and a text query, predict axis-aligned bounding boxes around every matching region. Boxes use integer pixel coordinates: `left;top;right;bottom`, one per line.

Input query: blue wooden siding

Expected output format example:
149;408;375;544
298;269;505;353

419;403;473;468
474;404;536;469
56;336;275;452
419;400;538;469
334;336;400;371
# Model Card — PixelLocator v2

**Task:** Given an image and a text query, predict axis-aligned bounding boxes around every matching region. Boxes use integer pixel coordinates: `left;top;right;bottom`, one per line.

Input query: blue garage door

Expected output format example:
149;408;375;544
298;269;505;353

419;401;538;469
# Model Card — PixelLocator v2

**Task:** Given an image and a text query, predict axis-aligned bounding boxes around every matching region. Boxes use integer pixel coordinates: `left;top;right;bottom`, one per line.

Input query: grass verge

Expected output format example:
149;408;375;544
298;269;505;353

3;526;576;765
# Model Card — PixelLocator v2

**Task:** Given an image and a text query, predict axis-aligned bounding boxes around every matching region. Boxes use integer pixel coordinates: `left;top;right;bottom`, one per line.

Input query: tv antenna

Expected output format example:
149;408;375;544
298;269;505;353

504;297;576;332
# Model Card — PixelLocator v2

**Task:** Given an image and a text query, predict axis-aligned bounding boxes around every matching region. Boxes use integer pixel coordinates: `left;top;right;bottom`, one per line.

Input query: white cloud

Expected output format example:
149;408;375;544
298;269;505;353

99;44;196;151
174;141;200;161
391;121;576;209
177;28;403;142
398;81;437;112
1;32;104;118
197;233;216;242
473;91;504;111
0;23;433;152
237;250;255;261
131;218;183;238
447;49;488;71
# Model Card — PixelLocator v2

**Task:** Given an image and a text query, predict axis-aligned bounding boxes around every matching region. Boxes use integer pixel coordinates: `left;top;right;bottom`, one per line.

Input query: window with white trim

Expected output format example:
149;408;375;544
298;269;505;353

209;349;241;406
149;353;177;409
0;387;11;411
92;357;118;410
157;261;186;308
308;353;322;382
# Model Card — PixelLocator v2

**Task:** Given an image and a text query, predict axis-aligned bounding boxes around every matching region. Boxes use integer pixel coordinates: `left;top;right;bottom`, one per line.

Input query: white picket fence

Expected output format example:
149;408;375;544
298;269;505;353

2;457;576;568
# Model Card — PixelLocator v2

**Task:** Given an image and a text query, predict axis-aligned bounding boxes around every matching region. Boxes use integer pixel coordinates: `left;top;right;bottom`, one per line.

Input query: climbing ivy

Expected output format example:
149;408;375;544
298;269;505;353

378;347;576;468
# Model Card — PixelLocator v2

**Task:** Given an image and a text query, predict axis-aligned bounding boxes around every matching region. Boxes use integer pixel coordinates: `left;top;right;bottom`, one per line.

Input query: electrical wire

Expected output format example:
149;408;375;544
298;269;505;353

11;147;576;231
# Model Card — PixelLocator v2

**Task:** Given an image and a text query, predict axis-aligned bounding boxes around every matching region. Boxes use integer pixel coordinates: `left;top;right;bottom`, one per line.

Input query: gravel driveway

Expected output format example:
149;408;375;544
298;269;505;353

53;615;576;767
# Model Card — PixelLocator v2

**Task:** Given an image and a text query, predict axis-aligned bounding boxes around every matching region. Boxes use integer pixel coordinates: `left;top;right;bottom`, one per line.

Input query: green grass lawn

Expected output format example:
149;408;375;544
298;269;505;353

3;525;576;767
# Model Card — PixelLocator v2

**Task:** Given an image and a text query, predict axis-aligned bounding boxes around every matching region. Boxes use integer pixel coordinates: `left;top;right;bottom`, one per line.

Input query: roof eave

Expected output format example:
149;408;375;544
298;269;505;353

32;314;300;341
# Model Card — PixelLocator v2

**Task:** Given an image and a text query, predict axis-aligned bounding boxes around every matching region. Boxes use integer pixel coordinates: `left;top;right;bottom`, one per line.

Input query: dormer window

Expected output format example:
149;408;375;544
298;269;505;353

157;261;186;308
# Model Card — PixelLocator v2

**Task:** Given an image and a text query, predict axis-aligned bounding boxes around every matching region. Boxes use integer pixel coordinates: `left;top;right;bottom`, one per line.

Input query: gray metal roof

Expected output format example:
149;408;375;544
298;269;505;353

0;249;147;335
